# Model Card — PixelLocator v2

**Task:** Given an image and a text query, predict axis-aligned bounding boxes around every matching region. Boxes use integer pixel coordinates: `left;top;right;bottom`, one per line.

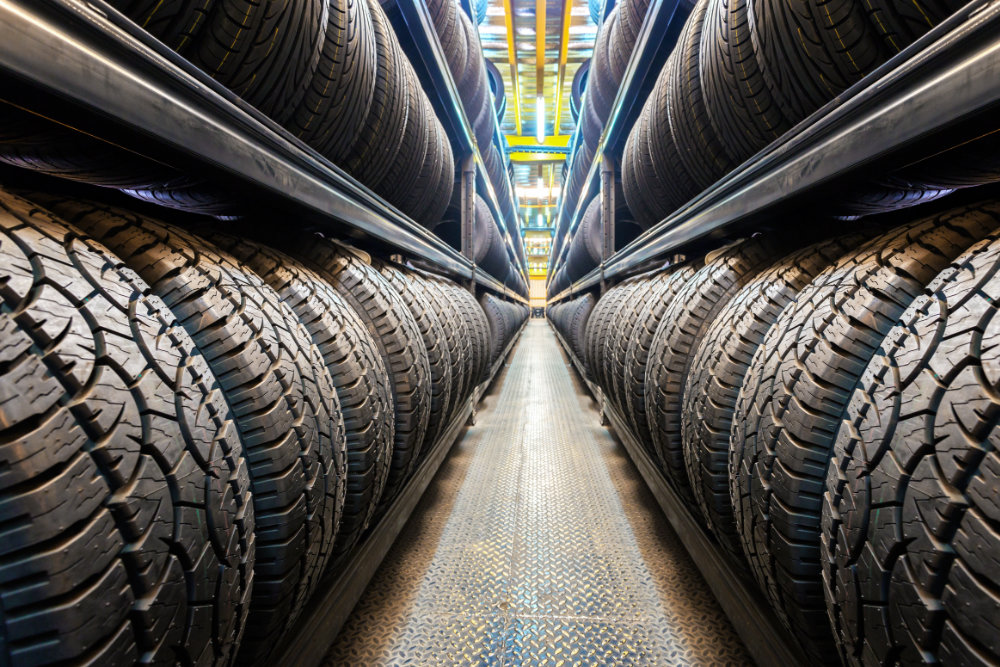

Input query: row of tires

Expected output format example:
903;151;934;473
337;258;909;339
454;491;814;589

561;0;651;226
622;0;972;228
0;0;456;228
0;184;526;666
560;199;1000;665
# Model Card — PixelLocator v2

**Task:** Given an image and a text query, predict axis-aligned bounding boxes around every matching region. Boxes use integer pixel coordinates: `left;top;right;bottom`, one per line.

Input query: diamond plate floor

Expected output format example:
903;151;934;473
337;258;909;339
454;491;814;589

325;321;750;665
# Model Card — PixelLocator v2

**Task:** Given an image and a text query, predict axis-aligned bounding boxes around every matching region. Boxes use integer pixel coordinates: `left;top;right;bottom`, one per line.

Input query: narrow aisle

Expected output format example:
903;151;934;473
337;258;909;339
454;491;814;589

326;321;749;665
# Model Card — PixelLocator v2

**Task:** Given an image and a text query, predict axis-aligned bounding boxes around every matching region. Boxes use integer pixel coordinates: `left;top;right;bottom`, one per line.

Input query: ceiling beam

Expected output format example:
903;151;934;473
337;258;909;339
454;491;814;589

502;0;522;135
553;0;573;136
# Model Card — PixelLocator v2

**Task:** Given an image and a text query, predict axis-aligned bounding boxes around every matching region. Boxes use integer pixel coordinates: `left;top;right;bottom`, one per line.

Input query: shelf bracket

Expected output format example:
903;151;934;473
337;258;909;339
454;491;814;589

599;154;616;294
461;153;477;292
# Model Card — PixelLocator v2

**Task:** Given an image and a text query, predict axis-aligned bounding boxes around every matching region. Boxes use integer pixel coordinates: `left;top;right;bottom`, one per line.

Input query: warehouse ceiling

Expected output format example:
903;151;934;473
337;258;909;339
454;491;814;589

477;0;598;278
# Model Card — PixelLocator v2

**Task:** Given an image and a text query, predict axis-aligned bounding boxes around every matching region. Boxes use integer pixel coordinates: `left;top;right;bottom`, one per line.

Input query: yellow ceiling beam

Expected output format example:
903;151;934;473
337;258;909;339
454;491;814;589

553;0;574;136
506;134;571;147
509;152;569;163
503;0;522;135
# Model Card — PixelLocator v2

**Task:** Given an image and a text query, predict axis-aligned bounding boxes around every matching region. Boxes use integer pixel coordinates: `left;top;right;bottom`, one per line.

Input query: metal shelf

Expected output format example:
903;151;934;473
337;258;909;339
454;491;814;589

548;322;808;667
548;0;1000;303
273;320;528;667
0;0;527;301
393;0;529;281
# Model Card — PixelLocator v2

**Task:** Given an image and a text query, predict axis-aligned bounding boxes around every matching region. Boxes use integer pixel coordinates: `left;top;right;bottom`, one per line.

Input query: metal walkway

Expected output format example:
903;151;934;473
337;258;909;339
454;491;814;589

325;321;749;665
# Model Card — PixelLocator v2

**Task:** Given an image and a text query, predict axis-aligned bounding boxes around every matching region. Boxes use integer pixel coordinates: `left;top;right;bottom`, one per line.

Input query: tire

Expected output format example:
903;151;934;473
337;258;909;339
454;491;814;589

185;0;327;124
585;283;625;378
375;260;453;450
569;294;597;361
624;264;696;449
35;197;346;662
0;191;253;666
286;0;377;165
647;58;700;218
821;228;1000;667
748;0;890;124
344;0;409;189
598;280;648;393
608;271;670;416
107;0;215;50
427;0;468;85
681;234;865;558
645;235;787;495
450;281;493;383
700;0;791;164
290;238;431;508
479;293;508;364
730;203;1000;661
196;233;393;558
589;8;620;120
410;271;472;418
667;0;735;190
864;0;966;53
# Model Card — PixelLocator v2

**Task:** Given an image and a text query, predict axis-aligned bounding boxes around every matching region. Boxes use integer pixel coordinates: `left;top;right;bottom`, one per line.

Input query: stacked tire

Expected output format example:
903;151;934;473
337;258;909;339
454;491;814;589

547;294;596;363
0;185;521;665
0;0;455;227
563;182;645;282
576;200;1000;663
479;293;530;367
622;0;980;227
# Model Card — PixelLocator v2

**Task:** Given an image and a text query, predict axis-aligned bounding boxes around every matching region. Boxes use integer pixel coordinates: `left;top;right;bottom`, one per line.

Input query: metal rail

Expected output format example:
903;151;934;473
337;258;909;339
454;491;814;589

0;0;526;302
547;0;1000;303
548;321;808;667
273;320;528;667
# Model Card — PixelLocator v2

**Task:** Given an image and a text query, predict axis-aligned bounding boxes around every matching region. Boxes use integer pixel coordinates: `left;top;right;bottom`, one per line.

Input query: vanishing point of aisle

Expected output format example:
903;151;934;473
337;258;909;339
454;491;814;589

326;321;750;665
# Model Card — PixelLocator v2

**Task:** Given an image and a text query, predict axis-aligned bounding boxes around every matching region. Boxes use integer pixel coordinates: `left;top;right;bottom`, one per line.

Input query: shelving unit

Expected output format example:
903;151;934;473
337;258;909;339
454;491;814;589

0;0;528;302
546;0;1000;303
393;0;529;280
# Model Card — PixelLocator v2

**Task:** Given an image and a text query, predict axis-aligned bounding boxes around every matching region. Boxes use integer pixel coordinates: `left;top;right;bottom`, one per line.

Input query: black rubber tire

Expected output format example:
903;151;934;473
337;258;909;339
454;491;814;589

700;0;791;164
184;0;327;124
821;228;1000;667
375;260;453;450
569;294;597;362
748;0;891;124
624;264;697;448
667;0;735;190
35;198;346;663
449;281;492;383
608;271;668;416
598;280;648;394
197;232;393;558
290;238;431;508
571;60;590;124
344;0;409;189
409;270;472;418
648;56;701;218
0;191;253;666
286;0;377;164
645;236;787;496
107;0;216;50
620;0;651;47
681;234;866;558
479;293;508;365
622;104;661;228
119;175;239;217
730;203;1000;662
427;0;468;87
589;8;620;120
864;0;966;53
585;283;625;378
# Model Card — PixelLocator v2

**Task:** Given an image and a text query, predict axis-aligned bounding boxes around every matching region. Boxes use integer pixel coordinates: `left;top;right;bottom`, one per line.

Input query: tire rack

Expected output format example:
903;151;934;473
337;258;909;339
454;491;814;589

273;319;528;667
393;0;530;284
546;0;1000;304
547;321;808;667
0;0;528;303
547;0;690;281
